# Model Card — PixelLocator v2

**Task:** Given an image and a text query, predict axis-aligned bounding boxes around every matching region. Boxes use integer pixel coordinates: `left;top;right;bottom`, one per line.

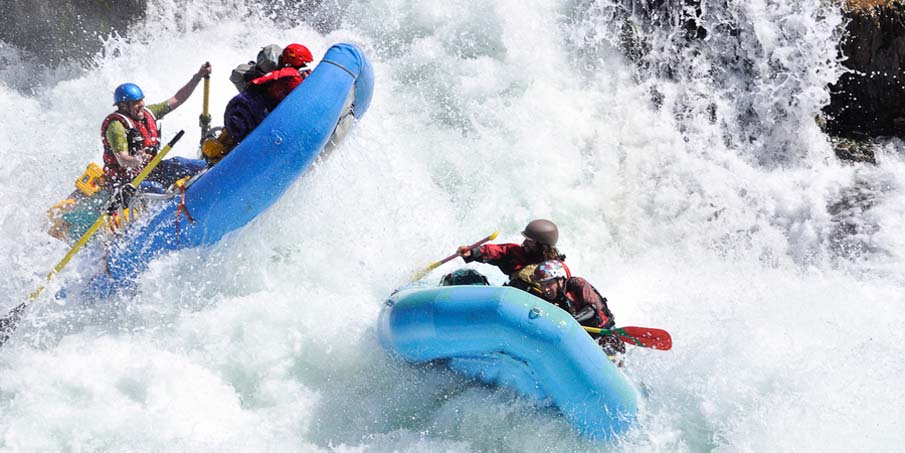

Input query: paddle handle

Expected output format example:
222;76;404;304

199;75;211;142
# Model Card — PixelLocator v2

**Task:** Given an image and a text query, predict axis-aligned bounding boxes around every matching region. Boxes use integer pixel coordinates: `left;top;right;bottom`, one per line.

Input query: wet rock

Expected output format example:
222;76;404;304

832;137;878;164
0;0;145;66
824;2;905;139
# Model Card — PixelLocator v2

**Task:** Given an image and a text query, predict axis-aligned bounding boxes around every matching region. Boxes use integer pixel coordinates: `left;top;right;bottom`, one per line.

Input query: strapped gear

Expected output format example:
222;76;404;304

522;219;559;246
229;62;256;92
256;44;283;73
229;44;283;92
439;268;490;286
201;128;235;164
224;89;272;143
533;260;568;283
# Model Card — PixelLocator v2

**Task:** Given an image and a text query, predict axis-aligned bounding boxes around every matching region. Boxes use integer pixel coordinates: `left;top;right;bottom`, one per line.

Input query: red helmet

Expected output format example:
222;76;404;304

281;43;313;68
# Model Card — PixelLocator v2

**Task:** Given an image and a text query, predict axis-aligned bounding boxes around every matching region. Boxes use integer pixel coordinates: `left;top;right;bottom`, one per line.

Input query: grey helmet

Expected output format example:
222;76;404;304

256;44;283;73
521;219;558;246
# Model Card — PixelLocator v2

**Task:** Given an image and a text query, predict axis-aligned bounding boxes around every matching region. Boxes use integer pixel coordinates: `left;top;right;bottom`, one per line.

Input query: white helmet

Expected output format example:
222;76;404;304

533;260;567;283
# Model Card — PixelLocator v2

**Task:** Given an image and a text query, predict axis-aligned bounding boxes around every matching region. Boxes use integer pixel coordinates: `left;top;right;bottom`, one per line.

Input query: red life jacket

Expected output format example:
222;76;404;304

562;277;614;329
101;109;160;185
249;67;307;103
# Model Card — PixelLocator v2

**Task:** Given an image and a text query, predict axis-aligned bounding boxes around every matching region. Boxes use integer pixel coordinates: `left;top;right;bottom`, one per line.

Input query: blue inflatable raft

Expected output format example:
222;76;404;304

83;42;374;298
378;285;638;440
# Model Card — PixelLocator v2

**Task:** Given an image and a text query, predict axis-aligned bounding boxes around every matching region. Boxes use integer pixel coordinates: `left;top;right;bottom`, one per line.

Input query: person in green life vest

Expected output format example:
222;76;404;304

101;62;212;193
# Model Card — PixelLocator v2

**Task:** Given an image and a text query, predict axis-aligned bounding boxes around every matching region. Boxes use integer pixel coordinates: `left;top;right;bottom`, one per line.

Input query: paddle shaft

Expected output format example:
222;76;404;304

199;75;211;143
410;230;499;282
436;230;499;268
0;130;185;346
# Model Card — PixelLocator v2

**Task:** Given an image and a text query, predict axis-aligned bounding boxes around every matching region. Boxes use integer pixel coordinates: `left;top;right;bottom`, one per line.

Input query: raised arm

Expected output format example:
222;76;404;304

165;62;212;111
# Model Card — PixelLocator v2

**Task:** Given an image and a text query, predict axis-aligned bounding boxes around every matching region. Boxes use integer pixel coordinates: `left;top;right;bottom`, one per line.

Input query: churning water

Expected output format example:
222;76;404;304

1;0;904;450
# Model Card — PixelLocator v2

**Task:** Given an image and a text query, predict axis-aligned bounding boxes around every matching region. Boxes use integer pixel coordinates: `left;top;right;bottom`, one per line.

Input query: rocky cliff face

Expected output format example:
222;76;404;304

4;0;904;146
824;3;905;139
0;0;337;67
608;0;903;161
0;0;144;66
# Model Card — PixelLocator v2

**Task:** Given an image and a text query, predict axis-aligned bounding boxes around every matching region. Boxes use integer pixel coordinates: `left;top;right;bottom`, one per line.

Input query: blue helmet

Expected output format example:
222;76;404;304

113;83;144;104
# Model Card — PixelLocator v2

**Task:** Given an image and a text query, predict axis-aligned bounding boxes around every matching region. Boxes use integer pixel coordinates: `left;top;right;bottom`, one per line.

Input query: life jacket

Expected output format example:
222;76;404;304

249;67;307;103
101;109;160;186
509;260;571;295
560;277;613;329
223;67;308;144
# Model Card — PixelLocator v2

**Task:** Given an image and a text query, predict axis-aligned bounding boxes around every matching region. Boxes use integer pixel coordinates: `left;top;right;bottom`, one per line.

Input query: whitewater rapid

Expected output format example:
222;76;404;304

2;0;904;451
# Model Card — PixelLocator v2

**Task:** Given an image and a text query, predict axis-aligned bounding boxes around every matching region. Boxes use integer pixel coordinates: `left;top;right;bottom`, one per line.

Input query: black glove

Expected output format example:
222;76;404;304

107;184;136;214
572;305;597;323
598;335;626;355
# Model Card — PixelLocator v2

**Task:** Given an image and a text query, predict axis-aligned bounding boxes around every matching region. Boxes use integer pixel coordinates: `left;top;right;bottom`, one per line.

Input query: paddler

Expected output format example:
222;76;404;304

532;260;625;359
457;219;568;295
202;44;314;164
102;63;212;193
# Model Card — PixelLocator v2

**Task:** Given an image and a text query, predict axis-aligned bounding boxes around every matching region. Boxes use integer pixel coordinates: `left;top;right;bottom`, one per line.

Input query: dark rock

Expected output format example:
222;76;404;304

0;0;145;67
824;5;905;138
832;137;878;164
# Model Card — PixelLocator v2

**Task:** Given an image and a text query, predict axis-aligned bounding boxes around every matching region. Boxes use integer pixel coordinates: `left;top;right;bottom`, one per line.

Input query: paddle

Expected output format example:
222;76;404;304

410;230;499;281
583;325;672;351
0;130;185;347
199;72;212;143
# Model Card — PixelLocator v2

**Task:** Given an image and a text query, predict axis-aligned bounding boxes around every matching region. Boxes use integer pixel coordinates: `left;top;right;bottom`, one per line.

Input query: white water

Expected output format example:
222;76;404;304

2;0;904;450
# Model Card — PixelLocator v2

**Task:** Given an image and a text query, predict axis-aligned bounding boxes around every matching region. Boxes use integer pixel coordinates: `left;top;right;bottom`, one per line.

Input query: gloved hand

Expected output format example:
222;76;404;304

572;305;597;323
107;184;136;214
597;334;626;355
457;245;472;258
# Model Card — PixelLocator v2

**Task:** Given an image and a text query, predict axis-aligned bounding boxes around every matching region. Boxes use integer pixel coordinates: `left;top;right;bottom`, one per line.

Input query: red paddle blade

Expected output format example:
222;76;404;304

613;326;672;351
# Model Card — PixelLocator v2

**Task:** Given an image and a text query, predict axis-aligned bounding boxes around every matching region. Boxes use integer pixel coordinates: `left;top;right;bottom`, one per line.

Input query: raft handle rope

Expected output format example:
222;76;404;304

174;181;195;243
321;59;356;78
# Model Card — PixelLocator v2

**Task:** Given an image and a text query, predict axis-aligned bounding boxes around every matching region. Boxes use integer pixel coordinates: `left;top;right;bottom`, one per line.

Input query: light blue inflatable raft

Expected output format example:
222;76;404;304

81;42;373;298
378;285;638;440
